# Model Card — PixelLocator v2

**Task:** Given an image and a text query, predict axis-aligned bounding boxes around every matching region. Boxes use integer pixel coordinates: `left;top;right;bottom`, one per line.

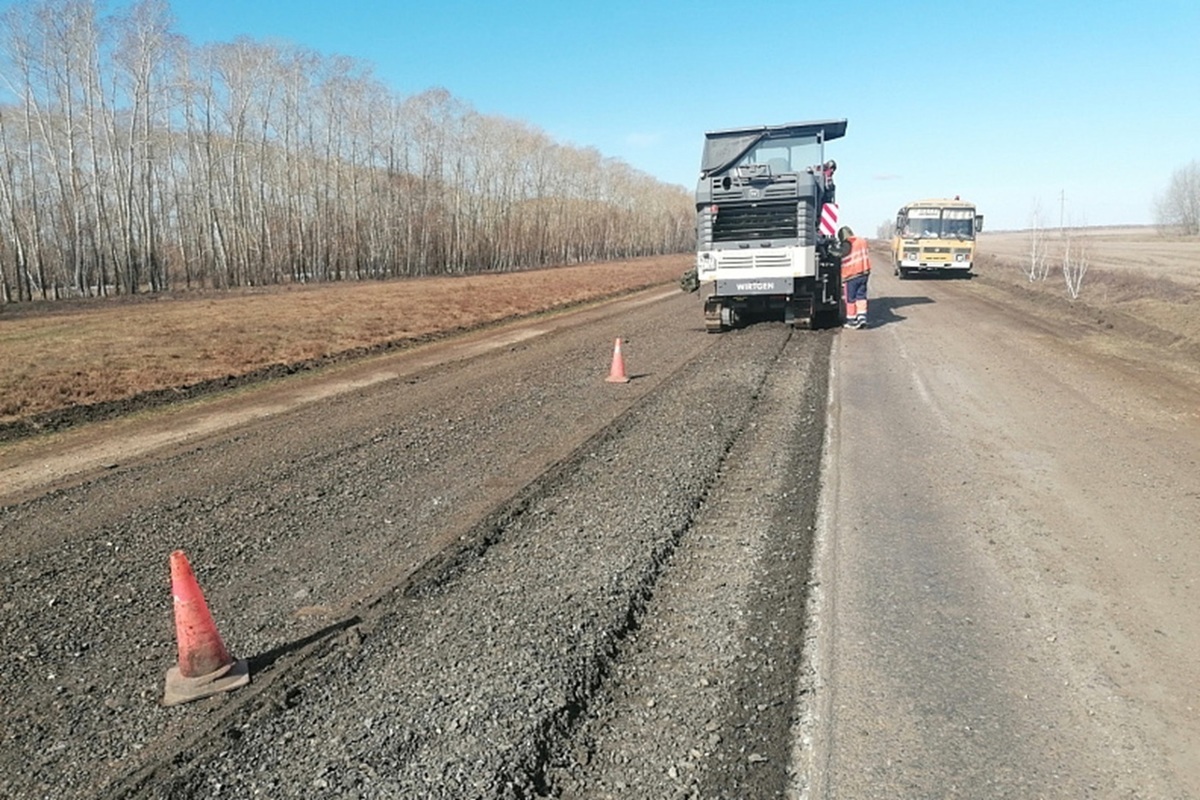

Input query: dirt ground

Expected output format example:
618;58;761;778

0;255;690;439
976;226;1200;347
2;232;1198;798
980;226;1200;286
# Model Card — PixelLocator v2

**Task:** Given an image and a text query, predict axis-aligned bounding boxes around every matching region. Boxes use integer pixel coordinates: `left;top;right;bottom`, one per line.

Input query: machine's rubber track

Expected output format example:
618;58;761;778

704;299;725;333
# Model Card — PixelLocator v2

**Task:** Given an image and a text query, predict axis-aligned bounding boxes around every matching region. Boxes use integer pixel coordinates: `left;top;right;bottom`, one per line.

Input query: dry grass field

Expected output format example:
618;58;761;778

974;226;1200;356
3;227;1196;438
0;255;689;431
981;226;1200;285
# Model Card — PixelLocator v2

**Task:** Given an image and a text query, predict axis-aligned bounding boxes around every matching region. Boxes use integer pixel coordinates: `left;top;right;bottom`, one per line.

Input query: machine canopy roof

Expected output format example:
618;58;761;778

700;119;847;176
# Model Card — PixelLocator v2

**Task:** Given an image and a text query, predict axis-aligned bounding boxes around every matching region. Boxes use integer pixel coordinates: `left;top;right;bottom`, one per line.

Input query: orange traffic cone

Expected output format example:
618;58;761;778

162;550;250;706
606;338;630;383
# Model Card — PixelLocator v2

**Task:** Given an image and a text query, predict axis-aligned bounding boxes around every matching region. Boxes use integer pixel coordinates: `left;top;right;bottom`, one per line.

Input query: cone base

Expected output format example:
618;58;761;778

163;658;250;707
605;374;630;383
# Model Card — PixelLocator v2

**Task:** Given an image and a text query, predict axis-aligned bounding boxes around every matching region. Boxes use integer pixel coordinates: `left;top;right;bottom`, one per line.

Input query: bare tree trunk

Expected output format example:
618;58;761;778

0;4;61;298
0;104;31;302
115;1;176;294
1061;229;1090;300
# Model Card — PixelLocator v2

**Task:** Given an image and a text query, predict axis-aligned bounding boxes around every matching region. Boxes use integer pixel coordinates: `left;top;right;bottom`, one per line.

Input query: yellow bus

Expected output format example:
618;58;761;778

891;198;983;278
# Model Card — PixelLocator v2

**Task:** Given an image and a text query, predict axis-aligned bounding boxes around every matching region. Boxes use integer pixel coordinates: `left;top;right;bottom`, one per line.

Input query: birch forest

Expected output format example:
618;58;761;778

0;0;695;303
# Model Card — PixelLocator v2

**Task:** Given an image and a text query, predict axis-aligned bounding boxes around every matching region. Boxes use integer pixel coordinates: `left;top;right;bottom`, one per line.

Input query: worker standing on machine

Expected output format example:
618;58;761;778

839;226;871;329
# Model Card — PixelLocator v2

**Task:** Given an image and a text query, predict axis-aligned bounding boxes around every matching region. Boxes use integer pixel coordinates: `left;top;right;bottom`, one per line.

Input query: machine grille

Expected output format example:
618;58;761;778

716;251;793;270
712;200;797;242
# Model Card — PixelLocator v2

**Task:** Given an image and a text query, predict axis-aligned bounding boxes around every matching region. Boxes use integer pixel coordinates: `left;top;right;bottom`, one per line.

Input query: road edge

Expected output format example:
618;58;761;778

787;331;841;799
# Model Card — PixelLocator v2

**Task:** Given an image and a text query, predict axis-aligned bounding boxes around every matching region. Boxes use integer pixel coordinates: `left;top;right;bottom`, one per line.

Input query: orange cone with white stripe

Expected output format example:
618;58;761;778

606;338;630;383
162;550;249;706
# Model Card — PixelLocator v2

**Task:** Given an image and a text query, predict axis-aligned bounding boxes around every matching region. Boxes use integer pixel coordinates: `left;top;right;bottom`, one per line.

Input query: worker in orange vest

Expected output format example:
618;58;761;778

838;226;871;329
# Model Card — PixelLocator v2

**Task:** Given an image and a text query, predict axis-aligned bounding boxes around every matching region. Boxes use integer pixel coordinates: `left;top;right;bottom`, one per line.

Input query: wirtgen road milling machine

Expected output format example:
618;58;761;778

690;119;849;333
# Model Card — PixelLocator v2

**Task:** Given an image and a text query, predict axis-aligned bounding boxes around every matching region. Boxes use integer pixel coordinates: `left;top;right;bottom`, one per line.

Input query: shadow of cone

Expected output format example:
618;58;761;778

606;337;630;383
162;550;250;706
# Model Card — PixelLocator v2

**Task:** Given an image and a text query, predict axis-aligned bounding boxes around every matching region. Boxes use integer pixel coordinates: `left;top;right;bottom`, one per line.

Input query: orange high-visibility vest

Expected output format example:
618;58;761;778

841;237;872;280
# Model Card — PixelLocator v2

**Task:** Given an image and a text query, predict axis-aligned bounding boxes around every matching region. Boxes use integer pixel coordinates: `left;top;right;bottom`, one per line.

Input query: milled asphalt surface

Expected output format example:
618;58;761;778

0;290;832;799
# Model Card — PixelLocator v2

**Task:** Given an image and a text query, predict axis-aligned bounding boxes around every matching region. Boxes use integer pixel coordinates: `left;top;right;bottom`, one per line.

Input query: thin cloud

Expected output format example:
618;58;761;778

873;173;902;181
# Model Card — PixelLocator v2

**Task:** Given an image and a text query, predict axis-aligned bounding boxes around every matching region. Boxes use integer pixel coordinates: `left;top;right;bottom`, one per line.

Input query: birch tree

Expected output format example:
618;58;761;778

1026;201;1051;281
0;0;694;305
113;0;177;293
1153;160;1200;235
1061;227;1090;300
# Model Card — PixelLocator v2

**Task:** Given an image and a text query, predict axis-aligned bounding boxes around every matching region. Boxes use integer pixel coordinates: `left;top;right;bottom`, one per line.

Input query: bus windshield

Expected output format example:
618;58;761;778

902;208;976;239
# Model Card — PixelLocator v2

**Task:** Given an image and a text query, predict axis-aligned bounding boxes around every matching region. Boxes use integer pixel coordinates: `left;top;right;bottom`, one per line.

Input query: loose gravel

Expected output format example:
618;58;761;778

0;293;831;799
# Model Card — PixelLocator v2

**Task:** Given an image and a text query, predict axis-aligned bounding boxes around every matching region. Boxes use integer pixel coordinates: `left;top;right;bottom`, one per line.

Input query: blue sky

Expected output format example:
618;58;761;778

11;0;1200;232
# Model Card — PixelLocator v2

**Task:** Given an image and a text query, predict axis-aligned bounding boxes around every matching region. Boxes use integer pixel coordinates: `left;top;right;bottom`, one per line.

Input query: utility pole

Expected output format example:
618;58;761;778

1059;189;1065;234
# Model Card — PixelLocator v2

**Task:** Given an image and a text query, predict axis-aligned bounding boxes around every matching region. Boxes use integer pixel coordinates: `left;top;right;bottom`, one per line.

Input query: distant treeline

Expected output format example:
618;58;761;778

0;0;695;303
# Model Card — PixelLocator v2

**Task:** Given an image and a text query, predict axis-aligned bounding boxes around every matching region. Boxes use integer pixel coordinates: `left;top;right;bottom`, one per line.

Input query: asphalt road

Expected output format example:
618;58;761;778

805;267;1200;799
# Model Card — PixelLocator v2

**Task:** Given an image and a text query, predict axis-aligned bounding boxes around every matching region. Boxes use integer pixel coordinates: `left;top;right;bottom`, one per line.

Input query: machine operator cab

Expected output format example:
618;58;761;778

695;119;849;331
